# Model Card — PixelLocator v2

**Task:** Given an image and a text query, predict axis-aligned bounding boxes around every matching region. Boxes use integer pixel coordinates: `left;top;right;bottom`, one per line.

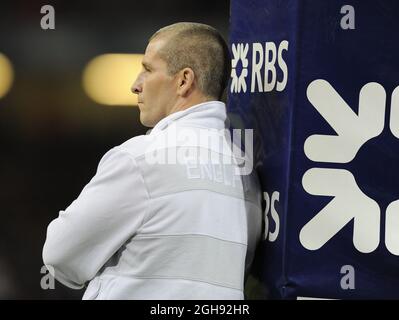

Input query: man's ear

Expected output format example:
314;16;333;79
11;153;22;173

177;68;195;97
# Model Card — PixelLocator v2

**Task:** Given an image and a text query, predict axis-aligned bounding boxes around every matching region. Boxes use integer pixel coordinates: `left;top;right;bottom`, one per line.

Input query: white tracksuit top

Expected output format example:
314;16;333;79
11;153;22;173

42;101;263;300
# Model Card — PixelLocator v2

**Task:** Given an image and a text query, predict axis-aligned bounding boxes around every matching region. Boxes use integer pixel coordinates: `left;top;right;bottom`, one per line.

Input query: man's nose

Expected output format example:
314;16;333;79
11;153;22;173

131;75;142;94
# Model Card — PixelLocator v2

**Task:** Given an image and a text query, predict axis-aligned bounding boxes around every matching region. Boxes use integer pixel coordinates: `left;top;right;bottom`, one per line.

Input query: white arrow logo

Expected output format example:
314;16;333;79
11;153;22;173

230;43;249;93
304;80;386;163
302;80;399;256
300;168;380;253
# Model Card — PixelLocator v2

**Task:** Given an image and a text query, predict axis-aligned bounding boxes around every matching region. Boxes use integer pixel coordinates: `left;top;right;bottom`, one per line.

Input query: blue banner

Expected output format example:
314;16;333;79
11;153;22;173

228;0;399;299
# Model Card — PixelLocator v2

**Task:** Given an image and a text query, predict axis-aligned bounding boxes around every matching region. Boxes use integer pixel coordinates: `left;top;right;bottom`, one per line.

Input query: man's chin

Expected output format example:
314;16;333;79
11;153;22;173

139;114;156;128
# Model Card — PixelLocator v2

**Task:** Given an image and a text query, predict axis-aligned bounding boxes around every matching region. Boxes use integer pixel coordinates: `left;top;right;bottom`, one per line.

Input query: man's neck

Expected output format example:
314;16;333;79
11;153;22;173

167;94;214;116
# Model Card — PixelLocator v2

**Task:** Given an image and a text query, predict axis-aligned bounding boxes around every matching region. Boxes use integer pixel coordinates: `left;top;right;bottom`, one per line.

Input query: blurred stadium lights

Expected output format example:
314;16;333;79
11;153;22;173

82;54;143;106
0;53;14;99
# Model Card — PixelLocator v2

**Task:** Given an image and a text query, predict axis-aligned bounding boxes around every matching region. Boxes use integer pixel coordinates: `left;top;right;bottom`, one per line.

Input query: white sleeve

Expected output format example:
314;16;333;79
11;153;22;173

42;147;148;289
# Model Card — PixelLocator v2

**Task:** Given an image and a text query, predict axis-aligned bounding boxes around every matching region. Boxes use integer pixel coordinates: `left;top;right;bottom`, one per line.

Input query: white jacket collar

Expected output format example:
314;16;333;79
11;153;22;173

148;101;227;135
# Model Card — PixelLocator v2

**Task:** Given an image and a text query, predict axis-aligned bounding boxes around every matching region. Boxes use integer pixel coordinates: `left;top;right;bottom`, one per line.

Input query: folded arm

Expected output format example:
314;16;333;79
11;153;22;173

42;147;148;288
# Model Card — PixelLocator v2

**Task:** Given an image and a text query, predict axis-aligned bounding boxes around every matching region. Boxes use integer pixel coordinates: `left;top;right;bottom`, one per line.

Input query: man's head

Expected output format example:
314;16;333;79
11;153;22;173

131;22;231;127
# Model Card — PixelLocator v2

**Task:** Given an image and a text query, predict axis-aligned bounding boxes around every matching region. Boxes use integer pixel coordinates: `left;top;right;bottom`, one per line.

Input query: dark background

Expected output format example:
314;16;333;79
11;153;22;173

0;0;230;299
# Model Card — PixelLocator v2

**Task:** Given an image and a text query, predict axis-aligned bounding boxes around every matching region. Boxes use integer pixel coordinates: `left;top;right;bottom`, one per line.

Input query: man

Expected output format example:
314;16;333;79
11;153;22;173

43;22;262;299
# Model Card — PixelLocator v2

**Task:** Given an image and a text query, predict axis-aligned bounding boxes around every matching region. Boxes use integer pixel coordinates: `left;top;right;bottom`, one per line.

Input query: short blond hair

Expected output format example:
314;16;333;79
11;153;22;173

150;22;231;99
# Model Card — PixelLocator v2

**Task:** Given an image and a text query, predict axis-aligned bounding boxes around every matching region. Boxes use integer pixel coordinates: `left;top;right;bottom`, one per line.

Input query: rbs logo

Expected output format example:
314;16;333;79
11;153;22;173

230;40;289;94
